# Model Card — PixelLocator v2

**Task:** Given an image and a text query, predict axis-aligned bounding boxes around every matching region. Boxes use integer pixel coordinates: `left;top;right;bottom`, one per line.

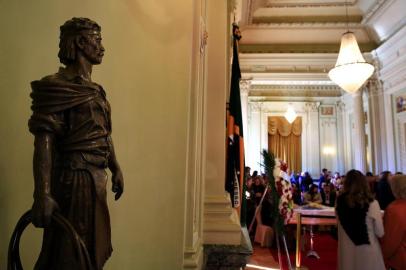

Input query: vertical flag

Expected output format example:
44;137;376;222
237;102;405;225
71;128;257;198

226;23;245;216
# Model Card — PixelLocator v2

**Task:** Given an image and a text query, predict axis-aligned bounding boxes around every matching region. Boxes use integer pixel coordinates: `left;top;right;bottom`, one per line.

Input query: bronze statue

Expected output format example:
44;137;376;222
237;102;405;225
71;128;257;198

28;18;123;270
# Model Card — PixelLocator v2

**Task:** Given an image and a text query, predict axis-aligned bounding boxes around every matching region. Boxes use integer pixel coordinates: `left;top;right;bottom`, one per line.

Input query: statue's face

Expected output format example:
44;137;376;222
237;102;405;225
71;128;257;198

81;31;105;65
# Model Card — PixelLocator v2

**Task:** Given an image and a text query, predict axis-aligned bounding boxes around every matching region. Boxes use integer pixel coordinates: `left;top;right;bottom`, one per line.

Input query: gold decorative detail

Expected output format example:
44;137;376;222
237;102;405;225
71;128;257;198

268;116;302;136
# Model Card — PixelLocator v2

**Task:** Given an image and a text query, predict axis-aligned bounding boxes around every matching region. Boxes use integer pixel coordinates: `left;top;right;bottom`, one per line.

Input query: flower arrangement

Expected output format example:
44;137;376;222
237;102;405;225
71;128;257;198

261;150;294;233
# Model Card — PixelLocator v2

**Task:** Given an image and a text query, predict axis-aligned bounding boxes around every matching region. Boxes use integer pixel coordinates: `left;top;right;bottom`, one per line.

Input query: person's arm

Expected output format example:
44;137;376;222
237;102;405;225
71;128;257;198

381;205;402;259
108;136;124;200
314;193;322;204
32;132;59;227
303;193;309;204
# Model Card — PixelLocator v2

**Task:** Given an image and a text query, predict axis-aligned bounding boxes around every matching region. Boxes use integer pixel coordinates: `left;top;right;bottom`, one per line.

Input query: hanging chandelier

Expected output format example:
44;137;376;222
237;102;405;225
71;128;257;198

284;105;297;124
328;32;374;93
328;2;374;93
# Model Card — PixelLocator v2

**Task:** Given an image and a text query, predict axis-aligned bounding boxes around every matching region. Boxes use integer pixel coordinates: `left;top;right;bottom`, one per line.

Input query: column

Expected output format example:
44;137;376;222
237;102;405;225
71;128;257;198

304;102;320;176
365;77;384;174
203;0;241;247
240;79;251;158
247;102;262;172
352;89;368;173
336;101;346;174
383;91;397;172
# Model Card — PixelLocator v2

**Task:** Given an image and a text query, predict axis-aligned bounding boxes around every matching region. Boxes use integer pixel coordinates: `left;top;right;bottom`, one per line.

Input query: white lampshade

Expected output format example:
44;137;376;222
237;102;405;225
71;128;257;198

284;106;297;124
328;32;374;93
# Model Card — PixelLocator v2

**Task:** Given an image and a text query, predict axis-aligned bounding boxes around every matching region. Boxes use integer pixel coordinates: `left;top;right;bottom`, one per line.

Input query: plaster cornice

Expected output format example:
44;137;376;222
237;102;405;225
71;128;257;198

249;96;338;103
362;0;391;24
266;0;357;8
240;53;338;74
241;22;364;29
239;42;377;53
249;84;343;97
252;15;362;24
242;73;332;84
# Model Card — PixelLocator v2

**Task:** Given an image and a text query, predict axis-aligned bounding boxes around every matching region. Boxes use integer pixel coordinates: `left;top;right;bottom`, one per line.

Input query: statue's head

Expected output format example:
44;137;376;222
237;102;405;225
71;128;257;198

58;17;104;66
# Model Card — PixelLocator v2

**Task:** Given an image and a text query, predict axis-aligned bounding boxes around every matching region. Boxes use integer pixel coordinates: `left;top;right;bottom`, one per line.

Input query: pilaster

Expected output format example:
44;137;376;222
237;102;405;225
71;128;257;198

183;1;208;269
352;90;368;173
240;79;251;161
246;102;262;172
305;102;321;176
383;92;397;172
336;101;346;174
365;76;385;174
202;1;251;269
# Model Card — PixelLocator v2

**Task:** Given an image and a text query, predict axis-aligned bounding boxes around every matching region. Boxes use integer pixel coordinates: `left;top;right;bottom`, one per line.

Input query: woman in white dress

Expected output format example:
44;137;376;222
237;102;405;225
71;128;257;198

336;170;385;270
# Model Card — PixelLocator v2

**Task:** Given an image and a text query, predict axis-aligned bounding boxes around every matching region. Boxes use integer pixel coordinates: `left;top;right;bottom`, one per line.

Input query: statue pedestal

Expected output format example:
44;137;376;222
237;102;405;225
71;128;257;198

203;227;252;270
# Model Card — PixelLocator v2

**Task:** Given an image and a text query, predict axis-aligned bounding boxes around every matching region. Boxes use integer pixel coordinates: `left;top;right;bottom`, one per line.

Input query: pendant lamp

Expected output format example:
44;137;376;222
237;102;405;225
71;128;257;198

328;2;374;93
284;105;297;124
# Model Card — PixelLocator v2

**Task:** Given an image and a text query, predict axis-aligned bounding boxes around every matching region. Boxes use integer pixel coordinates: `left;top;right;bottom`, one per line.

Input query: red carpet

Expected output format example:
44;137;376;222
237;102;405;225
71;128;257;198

273;232;338;270
248;232;337;270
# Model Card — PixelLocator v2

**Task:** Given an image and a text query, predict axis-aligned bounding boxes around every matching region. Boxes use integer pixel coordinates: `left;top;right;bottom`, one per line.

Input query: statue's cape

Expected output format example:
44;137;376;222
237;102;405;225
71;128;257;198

30;78;99;114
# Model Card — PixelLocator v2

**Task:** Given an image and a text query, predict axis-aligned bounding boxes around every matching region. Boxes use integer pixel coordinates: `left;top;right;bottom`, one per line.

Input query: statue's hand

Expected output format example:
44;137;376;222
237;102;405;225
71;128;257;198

31;195;59;228
112;169;124;201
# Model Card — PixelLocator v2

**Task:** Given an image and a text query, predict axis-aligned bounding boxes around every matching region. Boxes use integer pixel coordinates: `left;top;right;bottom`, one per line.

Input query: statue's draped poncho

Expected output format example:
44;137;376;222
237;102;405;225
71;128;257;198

29;68;113;270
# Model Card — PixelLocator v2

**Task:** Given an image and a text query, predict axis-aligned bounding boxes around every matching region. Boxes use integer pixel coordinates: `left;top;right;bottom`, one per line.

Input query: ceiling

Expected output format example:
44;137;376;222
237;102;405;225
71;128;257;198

235;0;406;98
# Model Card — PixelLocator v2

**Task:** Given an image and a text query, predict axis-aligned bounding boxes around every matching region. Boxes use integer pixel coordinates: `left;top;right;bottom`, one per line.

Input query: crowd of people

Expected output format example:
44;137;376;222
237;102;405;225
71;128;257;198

245;167;406;270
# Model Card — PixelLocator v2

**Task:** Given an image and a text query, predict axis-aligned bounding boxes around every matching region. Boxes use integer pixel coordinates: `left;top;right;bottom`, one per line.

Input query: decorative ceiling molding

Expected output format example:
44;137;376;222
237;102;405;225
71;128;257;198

242;74;332;84
251;2;364;24
241;21;363;29
240;53;341;84
251;84;342;90
239;25;375;49
240;52;339;62
251;80;335;85
249;84;343;97
239;0;402;51
242;72;332;82
249;95;340;103
240;53;338;69
266;0;357;8
252;15;362;24
242;67;331;73
239;42;377;53
361;0;387;24
360;0;405;42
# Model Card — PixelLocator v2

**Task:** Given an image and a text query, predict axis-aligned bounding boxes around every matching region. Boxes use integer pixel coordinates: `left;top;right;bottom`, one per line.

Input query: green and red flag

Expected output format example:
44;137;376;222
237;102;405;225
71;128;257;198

226;24;245;218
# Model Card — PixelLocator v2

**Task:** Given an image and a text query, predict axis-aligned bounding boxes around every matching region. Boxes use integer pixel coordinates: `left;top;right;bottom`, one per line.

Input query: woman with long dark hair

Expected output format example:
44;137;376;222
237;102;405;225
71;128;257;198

336;170;385;270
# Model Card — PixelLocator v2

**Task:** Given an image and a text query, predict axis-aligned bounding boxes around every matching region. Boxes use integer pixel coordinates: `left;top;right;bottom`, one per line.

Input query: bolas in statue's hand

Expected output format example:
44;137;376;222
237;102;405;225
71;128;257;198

31;195;59;228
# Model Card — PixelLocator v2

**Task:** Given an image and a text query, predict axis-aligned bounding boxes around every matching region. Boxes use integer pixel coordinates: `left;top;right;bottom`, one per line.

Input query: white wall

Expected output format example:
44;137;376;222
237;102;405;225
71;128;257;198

319;106;339;173
246;99;345;177
374;24;406;173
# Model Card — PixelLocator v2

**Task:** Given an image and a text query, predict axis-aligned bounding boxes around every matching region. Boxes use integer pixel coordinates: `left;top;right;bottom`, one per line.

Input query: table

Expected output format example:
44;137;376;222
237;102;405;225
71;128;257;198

289;206;337;269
